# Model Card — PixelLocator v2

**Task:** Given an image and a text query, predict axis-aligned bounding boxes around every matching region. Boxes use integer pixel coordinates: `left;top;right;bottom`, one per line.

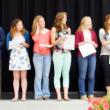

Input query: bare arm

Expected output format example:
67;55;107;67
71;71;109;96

51;27;64;46
99;28;110;50
21;42;30;48
68;27;71;34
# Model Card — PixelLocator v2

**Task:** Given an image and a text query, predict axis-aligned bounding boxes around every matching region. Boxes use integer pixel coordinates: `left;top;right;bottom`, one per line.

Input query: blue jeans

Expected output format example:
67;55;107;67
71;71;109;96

78;55;96;96
33;53;51;98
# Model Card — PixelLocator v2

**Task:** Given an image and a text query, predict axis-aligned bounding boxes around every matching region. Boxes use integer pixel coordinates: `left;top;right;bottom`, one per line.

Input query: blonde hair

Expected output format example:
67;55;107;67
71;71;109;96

10;18;26;38
31;15;43;35
54;12;68;32
104;14;110;32
77;16;92;31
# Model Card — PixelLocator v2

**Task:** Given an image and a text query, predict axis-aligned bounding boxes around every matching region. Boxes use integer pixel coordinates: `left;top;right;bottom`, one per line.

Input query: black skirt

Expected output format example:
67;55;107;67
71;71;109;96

100;55;110;86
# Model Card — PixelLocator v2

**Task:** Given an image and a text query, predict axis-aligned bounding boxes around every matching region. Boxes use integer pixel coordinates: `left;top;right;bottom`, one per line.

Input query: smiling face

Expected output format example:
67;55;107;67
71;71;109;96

38;17;45;29
16;21;23;32
107;19;110;27
54;12;68;31
84;17;92;29
104;15;110;32
62;14;67;25
80;17;92;30
10;19;26;37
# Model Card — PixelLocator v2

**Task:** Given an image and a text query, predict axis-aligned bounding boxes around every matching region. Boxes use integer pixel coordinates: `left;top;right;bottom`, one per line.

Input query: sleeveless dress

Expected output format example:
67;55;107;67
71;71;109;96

9;35;31;71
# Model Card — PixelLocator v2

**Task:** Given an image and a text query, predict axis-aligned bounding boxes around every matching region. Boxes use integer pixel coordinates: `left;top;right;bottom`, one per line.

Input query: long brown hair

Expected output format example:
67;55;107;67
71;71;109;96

31;15;43;35
104;14;110;32
10;18;26;38
77;16;92;31
54;12;68;32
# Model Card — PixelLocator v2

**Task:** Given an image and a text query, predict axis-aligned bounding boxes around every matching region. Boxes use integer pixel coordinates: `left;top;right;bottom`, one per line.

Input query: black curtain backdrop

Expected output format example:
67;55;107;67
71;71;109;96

1;0;110;93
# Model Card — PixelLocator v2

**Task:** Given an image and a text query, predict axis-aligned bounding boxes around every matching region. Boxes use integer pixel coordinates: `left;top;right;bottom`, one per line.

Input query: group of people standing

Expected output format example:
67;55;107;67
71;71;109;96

0;12;110;101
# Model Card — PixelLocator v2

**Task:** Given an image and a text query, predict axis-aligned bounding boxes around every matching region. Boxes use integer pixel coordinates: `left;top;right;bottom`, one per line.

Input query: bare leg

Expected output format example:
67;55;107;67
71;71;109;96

106;86;110;97
21;70;27;101
64;87;70;101
55;88;62;101
12;71;20;101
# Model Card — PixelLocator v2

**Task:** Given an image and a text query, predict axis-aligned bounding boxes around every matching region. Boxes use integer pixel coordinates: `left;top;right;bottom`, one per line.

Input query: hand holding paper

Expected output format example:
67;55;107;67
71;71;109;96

62;35;75;50
39;44;52;48
78;43;96;57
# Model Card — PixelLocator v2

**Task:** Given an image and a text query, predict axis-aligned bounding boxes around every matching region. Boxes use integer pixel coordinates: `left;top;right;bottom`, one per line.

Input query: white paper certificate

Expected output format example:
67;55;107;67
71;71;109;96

9;37;25;50
39;44;52;48
62;35;75;50
78;43;96;57
9;41;19;50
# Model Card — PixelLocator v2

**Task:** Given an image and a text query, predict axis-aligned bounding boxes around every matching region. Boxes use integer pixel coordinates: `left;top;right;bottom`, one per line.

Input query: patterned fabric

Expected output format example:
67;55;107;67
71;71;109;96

54;30;69;53
9;36;31;71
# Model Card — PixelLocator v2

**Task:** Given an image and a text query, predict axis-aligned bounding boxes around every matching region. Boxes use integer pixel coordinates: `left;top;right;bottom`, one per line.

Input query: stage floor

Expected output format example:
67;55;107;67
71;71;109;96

0;99;88;110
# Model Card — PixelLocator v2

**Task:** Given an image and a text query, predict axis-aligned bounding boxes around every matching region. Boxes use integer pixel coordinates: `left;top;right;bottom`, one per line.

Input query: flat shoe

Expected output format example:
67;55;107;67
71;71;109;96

81;95;88;100
35;97;42;100
43;96;49;100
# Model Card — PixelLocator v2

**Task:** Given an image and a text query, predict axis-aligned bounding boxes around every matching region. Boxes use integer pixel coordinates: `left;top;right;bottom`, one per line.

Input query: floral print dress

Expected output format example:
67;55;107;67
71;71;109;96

9;35;31;71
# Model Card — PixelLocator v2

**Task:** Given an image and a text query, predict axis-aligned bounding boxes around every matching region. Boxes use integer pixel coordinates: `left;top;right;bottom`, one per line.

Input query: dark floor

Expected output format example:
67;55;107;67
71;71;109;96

1;91;106;100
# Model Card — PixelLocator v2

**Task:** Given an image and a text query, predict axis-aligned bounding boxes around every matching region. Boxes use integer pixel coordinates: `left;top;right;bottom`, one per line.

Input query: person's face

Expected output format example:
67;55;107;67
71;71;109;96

62;14;67;24
84;18;92;29
16;21;23;31
107;19;110;26
38;17;45;29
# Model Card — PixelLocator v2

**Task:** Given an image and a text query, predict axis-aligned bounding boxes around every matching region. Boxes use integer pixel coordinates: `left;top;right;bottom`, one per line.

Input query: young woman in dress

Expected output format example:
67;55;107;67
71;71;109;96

6;18;31;101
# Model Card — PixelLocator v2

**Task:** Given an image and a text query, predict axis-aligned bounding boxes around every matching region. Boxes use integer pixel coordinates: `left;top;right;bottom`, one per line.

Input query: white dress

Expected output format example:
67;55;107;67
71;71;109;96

9;35;31;71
